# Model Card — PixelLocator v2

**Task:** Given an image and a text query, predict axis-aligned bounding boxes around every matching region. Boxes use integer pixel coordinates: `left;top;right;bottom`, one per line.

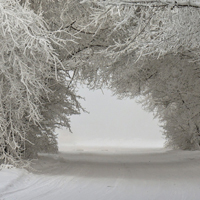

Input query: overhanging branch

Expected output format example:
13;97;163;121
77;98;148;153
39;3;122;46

82;0;200;7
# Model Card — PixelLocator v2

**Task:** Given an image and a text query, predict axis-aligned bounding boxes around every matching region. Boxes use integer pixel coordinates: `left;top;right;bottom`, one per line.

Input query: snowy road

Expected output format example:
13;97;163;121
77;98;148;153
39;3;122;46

1;148;200;200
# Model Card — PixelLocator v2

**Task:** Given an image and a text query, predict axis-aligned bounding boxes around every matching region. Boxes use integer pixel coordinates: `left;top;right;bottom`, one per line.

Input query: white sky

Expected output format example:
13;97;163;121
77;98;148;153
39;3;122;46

57;86;165;149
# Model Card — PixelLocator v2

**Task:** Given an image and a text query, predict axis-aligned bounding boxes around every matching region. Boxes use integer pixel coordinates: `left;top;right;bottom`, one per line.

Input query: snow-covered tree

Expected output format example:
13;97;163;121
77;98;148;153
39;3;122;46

2;0;200;169
71;1;200;150
0;0;82;167
27;0;200;150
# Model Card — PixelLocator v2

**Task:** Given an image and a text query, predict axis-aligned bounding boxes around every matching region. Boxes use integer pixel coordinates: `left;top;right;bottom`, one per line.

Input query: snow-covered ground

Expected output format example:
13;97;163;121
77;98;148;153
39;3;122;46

1;147;200;200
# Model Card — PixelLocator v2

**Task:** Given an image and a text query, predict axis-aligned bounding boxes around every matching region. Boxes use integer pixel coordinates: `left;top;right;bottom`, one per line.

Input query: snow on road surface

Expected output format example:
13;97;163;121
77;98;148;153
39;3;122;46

1;148;200;200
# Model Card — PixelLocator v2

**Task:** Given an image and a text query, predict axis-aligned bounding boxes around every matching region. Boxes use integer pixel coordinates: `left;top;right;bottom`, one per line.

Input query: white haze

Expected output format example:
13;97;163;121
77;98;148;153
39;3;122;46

57;86;164;150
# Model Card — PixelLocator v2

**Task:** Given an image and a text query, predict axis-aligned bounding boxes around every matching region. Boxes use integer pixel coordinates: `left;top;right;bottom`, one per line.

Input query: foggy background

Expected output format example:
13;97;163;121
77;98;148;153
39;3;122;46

57;86;165;150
